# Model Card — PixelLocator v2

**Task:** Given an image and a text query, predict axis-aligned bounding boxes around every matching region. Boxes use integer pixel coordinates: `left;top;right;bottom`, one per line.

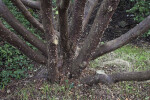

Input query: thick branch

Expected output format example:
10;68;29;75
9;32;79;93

0;21;46;64
0;0;47;57
71;0;120;77
21;0;40;10
91;15;150;60
11;0;44;33
41;0;58;82
80;70;150;86
58;0;70;60
82;0;98;31
69;0;87;57
80;0;103;44
58;0;70;10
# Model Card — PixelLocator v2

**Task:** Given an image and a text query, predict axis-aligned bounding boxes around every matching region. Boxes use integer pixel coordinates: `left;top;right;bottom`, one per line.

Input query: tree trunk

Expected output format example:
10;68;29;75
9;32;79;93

70;0;120;78
0;0;150;85
57;0;72;75
41;0;58;83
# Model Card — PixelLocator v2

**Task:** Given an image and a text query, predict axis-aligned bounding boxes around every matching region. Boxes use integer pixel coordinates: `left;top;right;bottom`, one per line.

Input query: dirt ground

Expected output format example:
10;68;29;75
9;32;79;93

0;2;150;99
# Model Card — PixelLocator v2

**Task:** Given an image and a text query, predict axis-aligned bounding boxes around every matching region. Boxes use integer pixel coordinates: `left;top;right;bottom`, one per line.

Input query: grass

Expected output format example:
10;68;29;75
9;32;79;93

0;0;45;89
114;45;150;70
2;44;149;100
0;0;39;89
13;81;90;100
90;44;150;71
103;44;150;99
0;0;150;99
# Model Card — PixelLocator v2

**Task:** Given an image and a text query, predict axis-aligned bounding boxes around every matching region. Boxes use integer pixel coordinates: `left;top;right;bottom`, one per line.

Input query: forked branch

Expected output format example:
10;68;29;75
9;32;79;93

58;0;70;60
71;0;120;77
82;0;98;31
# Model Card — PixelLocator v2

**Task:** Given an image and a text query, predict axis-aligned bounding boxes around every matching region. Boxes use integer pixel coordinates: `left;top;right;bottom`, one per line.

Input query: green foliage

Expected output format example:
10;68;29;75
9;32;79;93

2;0;39;32
91;44;150;70
127;0;150;22
0;0;39;89
114;45;150;70
90;44;150;99
2;0;43;40
0;43;33;89
127;0;150;36
15;81;89;100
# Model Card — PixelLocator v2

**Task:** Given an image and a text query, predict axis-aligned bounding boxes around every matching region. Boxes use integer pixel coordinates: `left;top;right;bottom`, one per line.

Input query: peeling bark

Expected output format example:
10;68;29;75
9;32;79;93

11;0;44;33
91;15;150;60
21;0;40;10
70;0;120;78
0;0;47;57
80;70;150;86
41;0;58;83
0;21;46;64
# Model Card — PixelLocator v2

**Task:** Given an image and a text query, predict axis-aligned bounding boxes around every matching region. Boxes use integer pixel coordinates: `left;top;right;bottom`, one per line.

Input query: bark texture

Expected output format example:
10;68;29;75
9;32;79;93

41;0;58;83
0;21;46;64
58;0;70;60
82;0;103;35
69;0;87;57
71;0;120;78
21;0;40;9
83;0;98;31
0;0;47;57
91;15;150;60
81;70;150;85
11;0;44;33
57;0;71;74
1;0;150;85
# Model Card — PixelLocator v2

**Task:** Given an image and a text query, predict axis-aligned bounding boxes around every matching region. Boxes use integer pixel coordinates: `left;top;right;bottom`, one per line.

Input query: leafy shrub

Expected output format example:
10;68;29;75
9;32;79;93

127;0;150;36
0;43;33;89
0;0;39;89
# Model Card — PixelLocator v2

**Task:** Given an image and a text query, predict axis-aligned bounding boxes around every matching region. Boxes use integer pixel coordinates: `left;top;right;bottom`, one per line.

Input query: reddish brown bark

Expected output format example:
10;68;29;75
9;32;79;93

0;0;47;57
41;0;58;83
58;0;70;59
21;0;40;10
91;15;150;60
69;0;87;58
57;0;71;74
79;0;103;45
81;70;150;85
0;21;46;64
82;0;98;31
11;0;44;33
70;0;120;78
